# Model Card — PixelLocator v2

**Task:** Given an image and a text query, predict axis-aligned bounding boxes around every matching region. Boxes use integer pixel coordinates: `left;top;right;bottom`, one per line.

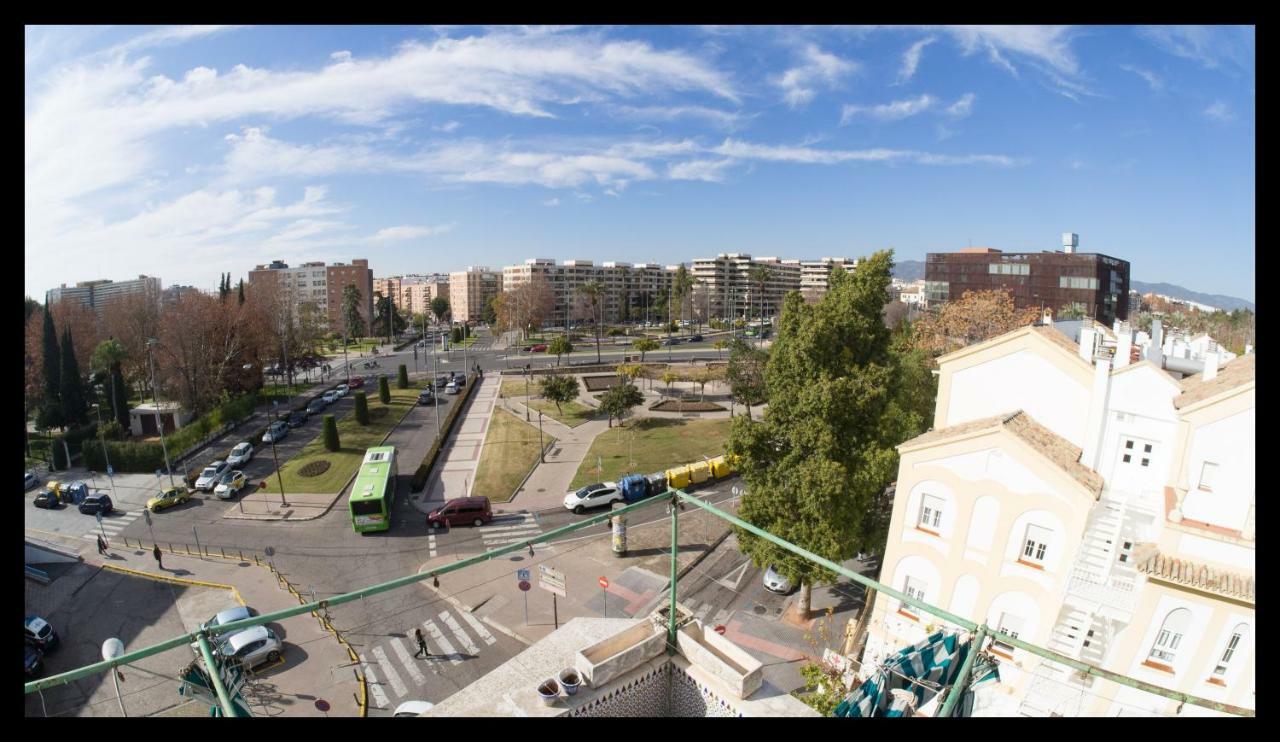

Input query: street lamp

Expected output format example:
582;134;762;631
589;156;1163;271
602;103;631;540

268;402;287;509
537;411;545;463
102;638;127;717
146;339;176;489
523;366;530;421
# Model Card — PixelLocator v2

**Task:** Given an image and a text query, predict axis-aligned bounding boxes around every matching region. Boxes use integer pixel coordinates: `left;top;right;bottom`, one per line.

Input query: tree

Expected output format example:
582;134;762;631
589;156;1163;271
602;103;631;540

451;326;463;344
673;265;695;335
374;293;406;340
911;289;1040;357
615;363;643;386
342;284;366;342
91;339;130;428
633;337;659;362
494;276;555;339
60;326;89;427
748;264;773;346
726;338;767;418
37;308;64;430
322;414;340;452
110;362;130;431
579;281;604;363
726;251;901;619
692;366;723;401
397;363;409;389
431;297;450;324
238;279;246;306
713;339;727;360
25;296;39;325
482;296;498;326
599;383;645;428
378;375;391;404
538;373;580;416
660;370;678;399
548;335;573;365
219;273;230;301
354;391;370;425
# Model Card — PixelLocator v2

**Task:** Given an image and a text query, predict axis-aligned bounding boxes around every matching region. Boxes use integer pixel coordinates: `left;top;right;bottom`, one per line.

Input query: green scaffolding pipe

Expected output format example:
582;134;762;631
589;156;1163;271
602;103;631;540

938;625;987;718
194;632;236;719
674;492;1254;718
668;492;679;654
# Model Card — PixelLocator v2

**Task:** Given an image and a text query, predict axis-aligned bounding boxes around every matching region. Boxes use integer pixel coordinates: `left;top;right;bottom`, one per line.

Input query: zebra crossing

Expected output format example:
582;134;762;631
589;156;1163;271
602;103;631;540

479;513;547;550
361;606;500;710
81;509;145;545
691;601;733;626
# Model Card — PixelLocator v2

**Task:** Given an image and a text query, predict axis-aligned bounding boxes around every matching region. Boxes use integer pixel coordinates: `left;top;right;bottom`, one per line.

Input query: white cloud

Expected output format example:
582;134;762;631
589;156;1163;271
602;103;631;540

667;159;735;182
711;139;1022;168
1204;101;1235;122
1140;25;1254;72
774;44;857;108
1120;64;1163;91
895;36;936;84
946;93;975;118
542;197;560;207
608;104;746;129
367;224;456;242
941;25;1078;76
840;93;973;124
110;26;246;56
433;120;460;132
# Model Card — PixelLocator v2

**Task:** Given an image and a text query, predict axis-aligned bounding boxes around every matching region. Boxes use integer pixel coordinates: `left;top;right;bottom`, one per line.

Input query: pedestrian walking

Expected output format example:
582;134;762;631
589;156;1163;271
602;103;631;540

153;543;164;570
413;627;431;659
96;534;108;556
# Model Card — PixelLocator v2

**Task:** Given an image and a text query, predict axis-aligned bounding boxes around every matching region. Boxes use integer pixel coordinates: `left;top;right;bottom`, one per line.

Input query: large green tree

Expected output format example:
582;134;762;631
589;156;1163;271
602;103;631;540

37;308;63;430
726;250;900;618
431;296;450;324
548;335;573;365
342;284;366;341
91;339;131;430
632;337;658;362
59;326;89;427
538;373;580;416
599;383;644;428
725;337;767;418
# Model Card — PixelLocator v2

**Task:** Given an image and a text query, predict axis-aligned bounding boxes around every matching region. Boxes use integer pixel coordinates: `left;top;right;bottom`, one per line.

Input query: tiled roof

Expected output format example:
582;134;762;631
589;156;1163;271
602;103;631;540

1132;544;1255;603
900;410;1104;497
1030;324;1087;360
1174;354;1255;409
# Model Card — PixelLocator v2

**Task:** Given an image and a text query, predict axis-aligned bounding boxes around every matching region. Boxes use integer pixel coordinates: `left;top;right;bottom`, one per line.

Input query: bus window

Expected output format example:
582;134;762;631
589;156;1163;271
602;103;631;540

351;499;383;516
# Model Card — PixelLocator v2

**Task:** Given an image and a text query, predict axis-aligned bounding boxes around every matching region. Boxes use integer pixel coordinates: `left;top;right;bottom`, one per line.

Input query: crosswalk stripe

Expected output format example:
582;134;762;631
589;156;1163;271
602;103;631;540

428;534;437;558
388;638;426;686
713;608;731;624
361;661;390;708
422;619;461;666
481;523;543;534
439;611;480;655
457;609;498;646
481;536;545;546
372;646;408;697
695;602;713;621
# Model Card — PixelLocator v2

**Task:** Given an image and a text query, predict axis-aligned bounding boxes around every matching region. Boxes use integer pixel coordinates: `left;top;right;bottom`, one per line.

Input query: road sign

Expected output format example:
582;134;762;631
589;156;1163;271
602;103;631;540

143;509;152;527
538;564;566;597
518;580;531;592
314;699;330;713
516;568;531;582
598;576;609;589
96;510;103;524
107;465;114;477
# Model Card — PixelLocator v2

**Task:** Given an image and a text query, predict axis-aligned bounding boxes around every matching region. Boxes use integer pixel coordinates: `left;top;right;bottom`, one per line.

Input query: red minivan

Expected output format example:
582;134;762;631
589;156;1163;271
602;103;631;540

427;497;493;529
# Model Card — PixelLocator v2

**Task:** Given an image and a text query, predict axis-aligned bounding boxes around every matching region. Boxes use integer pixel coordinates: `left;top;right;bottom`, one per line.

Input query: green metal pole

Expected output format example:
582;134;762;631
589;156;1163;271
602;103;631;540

668;493;679;654
194;632;237;719
938;625;987;718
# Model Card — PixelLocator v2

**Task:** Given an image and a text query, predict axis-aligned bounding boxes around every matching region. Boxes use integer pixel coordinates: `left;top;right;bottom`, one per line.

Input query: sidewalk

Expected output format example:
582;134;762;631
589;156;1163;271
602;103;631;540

220;489;343;521
419;375;499;507
498;397;611;512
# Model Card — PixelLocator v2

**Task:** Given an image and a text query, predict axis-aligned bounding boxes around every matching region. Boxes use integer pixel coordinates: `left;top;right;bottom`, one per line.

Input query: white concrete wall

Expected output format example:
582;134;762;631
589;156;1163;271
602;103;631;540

946;350;1089;447
1172;533;1255;572
1180;407;1254;530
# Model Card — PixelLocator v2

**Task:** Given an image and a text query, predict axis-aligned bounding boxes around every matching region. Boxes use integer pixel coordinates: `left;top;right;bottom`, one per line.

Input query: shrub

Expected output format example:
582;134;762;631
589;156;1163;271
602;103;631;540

451;326;463;344
322;415;340;452
397;364;409;389
354;392;370;424
378;376;391;404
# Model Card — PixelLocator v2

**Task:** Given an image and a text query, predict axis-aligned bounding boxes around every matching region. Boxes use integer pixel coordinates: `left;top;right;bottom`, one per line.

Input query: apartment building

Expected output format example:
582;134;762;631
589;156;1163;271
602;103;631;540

502;258;677;326
373;274;450;317
862;318;1254;717
449;266;500;324
690;253;803;320
248;258;373;334
800;257;858;304
48;275;162;316
924;234;1131;326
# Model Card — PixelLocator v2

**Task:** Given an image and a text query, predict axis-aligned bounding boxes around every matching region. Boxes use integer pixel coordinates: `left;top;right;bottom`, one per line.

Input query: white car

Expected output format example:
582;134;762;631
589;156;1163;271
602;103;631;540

213;470;248;500
194;461;229;492
445;382;460;395
336;383;350;397
393;700;436;717
323;390;340;404
210;625;282;670
563;482;621;514
763;564;793;594
227;442;254;467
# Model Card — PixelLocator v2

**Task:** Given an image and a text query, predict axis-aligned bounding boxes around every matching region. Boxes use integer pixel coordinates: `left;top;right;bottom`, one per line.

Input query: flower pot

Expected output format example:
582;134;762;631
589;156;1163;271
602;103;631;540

537;679;560;706
559;668;581;695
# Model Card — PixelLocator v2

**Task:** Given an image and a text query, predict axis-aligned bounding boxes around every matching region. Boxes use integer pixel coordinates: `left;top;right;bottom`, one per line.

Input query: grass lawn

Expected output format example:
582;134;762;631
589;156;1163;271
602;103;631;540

258;381;424;495
500;379;535;398
569;417;732;489
527;398;598;428
472;408;555;502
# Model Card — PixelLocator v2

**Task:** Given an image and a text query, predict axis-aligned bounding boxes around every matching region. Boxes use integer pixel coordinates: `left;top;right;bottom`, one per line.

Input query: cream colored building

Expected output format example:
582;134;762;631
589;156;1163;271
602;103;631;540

864;321;1254;717
449;266;500;324
501;258;677;327
800;257;858;304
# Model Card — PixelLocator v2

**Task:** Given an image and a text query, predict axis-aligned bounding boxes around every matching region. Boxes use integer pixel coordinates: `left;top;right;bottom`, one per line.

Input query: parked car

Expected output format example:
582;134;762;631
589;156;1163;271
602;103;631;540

336;383;350;397
323;390;340;405
24;615;59;652
452;375;467;388
78;493;113;516
25;470;40;491
445;382;460;395
147;486;191;512
348;376;365;389
227;441;254;467
33;486;61;509
435;375;450;388
418;390;436;406
690;334;704;343
212;625;282;670
393;700;436;717
201;605;259;632
214;470;248;500
24;646;42;677
287;411;308;428
563;482;621;514
530;344;548;353
763;564;794;594
195;461;229;492
661;337;682;346
427;496;493;529
306;398;326;415
262;421;289;444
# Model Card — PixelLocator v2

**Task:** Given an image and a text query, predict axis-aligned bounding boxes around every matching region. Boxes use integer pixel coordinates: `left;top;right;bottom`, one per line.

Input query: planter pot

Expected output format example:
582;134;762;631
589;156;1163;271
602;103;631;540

537;679;560;706
559;668;582;695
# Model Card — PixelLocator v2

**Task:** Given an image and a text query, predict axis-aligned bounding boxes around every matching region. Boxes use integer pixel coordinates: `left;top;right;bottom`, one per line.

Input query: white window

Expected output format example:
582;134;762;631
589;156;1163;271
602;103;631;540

900;576;927;619
918;494;944;531
1022;524;1051;565
1148;608;1192;666
993;612;1024;654
1198;462;1218;491
1213;624;1249;678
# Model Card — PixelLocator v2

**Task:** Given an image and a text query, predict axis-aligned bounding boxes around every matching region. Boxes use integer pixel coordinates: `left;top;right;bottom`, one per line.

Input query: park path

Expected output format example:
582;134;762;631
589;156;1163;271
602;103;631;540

422;375;498;505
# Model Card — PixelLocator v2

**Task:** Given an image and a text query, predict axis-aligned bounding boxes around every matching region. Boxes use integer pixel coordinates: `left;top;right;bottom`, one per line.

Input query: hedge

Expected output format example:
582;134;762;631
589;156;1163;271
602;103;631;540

82;438;168;474
51;423;100;470
410;374;477;492
166;392;259;454
354;392;370;425
378;376;391;404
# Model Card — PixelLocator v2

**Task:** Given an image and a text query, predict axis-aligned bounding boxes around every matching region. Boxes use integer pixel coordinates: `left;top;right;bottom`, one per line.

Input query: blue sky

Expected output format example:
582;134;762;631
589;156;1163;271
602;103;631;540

24;25;1255;302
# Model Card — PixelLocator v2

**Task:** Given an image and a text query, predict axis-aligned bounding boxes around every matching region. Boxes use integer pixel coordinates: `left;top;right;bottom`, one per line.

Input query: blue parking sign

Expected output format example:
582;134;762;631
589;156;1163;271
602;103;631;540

517;568;530;582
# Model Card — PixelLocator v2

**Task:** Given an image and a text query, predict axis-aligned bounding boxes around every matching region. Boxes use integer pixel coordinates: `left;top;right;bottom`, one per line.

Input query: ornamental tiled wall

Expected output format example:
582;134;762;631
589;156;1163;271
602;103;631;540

567;661;742;717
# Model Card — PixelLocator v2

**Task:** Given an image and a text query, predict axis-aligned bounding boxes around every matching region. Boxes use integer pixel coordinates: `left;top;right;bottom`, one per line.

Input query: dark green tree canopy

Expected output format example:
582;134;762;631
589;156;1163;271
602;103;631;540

59;326;89;427
538;373;580;416
37;308;63;430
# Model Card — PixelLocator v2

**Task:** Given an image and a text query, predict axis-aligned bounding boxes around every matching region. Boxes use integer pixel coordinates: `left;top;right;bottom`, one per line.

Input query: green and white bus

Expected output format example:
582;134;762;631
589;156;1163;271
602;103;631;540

350;446;398;533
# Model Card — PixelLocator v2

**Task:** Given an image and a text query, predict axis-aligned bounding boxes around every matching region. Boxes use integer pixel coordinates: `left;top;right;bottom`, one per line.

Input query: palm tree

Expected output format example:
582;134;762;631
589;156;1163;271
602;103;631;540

749;265;773;348
673;265;694;336
579;281;604;364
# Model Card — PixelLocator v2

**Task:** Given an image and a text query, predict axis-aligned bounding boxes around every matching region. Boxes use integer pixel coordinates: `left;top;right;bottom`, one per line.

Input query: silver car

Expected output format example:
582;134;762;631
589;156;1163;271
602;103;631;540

194;461;229;492
214;625;282;670
763;564;793;594
201;605;259;632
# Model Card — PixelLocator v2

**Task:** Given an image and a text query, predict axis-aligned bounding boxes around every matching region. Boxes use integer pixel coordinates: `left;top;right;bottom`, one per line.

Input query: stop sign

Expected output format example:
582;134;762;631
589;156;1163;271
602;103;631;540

598;576;609;589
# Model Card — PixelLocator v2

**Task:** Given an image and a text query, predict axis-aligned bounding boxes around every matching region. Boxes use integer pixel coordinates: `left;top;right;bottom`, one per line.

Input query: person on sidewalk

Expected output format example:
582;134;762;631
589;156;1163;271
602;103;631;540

413;627;432;659
96;534;108;556
153;543;164;570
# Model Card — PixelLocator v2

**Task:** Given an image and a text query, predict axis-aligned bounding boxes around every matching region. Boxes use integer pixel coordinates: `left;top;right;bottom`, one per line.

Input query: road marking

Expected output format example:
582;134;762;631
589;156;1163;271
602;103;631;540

715;561;750;591
422;619;461;665
481;535;545;546
439;611;481;655
428;534;437;558
457;610;498;646
389;637;426;686
361;661;390;708
694;602;713;621
480;523;543;534
371;646;408;697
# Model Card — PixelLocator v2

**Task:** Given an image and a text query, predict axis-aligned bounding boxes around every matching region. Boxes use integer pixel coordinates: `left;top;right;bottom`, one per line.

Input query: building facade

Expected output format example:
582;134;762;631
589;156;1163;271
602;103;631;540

501;258;678;326
800;257;858;304
248;258;373;335
449;266;500;324
373;274;449;318
48;275;162;316
690;253;803;320
862;319;1254;717
924;235;1131;326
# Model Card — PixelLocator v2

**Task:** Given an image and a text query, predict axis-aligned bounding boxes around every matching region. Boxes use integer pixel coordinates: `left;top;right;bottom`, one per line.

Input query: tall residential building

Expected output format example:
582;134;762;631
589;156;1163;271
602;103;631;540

373;274;448;317
47;275;162;316
862;318;1254;717
248;258;373;334
501;258;677;326
690;253;802;320
924;233;1131;326
449;266;500;324
799;257;858;304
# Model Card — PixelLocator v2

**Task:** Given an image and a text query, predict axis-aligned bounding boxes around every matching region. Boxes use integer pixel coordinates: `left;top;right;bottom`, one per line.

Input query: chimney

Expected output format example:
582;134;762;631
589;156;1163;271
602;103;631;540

1063;232;1078;254
1042;307;1054;325
1115;322;1133;368
1203;351;1220;381
1079;326;1097;363
1081;357;1113;471
1148;319;1164;368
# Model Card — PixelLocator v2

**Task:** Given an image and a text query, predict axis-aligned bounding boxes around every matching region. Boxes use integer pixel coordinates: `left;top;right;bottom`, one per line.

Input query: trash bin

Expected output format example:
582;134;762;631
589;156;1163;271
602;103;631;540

666;465;691;490
611;501;628;557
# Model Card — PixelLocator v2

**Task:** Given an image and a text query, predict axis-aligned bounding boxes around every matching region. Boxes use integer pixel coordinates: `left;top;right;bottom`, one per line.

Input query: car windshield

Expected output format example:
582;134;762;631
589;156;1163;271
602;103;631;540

219;471;237;484
575;484;604;498
233;444;249;454
200;468;217;478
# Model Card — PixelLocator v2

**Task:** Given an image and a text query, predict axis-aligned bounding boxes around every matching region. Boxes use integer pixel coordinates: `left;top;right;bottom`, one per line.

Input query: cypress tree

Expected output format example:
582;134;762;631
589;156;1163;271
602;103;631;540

378;376;391;404
111;361;131;431
397;364;409;389
322;414;340;452
354;391;369;425
38;309;63;430
60;326;88;427
238;279;246;306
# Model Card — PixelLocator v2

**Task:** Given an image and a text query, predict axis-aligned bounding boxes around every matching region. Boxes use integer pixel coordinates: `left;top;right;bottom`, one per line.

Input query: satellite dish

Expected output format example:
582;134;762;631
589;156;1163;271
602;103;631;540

102;638;125;661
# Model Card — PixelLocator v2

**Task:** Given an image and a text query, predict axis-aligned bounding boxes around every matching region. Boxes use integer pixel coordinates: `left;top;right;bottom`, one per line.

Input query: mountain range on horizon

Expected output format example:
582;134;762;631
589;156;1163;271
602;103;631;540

890;260;1255;313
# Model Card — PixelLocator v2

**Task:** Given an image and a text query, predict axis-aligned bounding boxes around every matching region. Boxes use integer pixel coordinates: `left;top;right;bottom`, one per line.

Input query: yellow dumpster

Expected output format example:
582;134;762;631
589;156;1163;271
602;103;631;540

723;453;740;475
688;460;711;485
666;465;691;490
708;456;731;479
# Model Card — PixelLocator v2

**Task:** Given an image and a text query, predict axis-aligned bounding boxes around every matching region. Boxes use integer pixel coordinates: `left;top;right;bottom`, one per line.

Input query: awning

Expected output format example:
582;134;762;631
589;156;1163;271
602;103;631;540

833;630;1000;717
